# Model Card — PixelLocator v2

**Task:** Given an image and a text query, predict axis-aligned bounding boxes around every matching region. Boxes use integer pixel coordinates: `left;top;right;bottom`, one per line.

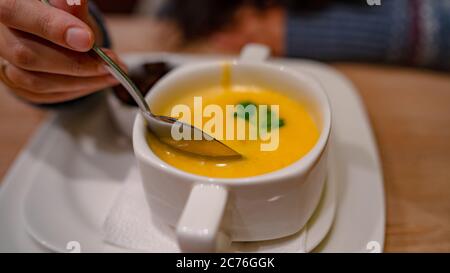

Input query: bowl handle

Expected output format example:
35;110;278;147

240;44;271;62
176;184;230;252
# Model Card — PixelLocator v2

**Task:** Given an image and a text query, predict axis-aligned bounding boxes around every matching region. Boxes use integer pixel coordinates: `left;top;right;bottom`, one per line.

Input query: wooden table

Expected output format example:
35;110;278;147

0;16;449;252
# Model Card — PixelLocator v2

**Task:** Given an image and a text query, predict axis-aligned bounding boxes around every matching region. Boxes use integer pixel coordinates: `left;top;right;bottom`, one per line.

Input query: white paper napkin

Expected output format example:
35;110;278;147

102;167;307;253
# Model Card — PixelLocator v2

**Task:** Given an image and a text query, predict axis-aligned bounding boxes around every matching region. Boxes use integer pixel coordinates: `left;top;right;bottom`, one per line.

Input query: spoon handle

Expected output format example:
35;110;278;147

92;46;151;113
40;0;151;114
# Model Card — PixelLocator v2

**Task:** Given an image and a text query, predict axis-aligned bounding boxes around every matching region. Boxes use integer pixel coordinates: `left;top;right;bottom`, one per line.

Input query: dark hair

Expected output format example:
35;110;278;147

159;0;338;40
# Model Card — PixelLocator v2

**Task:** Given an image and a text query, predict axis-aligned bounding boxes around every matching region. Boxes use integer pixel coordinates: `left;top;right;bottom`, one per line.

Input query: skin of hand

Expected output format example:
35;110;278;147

0;0;125;104
208;5;286;56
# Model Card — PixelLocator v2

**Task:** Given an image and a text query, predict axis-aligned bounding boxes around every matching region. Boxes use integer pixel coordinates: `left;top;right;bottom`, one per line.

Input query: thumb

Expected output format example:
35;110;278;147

48;0;90;22
47;0;102;48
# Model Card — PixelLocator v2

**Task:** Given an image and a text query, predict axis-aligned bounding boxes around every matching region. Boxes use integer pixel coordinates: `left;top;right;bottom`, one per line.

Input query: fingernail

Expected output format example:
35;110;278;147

65;27;92;51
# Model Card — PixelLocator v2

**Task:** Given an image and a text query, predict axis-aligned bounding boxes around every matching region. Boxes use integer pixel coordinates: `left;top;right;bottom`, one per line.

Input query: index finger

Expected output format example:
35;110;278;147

0;0;94;52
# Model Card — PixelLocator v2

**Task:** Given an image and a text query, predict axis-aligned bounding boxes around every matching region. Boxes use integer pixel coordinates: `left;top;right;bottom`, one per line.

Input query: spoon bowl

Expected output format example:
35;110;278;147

142;111;242;158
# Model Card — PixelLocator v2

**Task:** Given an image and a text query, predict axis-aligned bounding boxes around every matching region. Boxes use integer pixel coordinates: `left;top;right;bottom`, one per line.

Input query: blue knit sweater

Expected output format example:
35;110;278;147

286;0;450;70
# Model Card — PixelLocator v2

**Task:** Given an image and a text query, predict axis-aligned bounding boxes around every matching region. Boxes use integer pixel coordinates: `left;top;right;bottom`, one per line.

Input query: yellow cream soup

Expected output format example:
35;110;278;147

146;83;319;178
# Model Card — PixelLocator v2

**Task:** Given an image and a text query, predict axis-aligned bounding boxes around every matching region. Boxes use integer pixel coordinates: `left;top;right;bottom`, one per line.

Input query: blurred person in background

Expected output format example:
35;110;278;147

0;0;449;105
161;0;450;70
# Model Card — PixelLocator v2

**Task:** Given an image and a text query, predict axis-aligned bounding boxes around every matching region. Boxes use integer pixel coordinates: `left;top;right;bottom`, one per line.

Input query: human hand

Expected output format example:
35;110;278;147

0;0;123;104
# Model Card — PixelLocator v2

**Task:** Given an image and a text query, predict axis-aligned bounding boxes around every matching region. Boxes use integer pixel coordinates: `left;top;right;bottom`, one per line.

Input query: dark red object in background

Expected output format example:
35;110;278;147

112;62;173;106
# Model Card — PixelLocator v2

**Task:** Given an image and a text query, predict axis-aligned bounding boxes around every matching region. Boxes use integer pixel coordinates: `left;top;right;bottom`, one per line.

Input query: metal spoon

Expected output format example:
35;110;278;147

42;0;241;158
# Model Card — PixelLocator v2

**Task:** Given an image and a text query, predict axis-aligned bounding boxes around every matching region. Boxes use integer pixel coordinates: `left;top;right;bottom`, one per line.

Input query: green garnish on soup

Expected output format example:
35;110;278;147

234;101;285;132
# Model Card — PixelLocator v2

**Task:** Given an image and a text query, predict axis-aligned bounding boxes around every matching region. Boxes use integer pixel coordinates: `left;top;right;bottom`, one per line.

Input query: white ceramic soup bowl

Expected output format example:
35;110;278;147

133;45;331;252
